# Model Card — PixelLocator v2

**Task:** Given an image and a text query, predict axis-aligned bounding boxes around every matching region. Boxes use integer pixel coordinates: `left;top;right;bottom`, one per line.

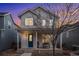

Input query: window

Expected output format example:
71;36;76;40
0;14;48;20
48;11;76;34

42;34;50;43
42;20;46;26
49;19;53;26
66;31;69;38
8;20;11;26
7;20;11;29
25;18;33;26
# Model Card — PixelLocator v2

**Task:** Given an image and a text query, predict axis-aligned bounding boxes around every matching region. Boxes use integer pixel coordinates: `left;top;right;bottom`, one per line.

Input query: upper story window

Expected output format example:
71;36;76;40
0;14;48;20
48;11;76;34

8;20;11;26
7;20;11;29
49;19;53;26
42;20;46;26
25;18;33;26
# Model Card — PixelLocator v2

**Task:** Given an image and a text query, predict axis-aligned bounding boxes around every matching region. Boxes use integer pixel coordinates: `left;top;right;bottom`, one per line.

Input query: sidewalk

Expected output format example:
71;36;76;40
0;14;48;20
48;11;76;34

21;53;32;56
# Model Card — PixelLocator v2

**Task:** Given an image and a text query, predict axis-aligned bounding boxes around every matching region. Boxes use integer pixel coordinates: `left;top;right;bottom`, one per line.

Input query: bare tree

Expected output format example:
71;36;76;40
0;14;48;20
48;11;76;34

41;3;79;55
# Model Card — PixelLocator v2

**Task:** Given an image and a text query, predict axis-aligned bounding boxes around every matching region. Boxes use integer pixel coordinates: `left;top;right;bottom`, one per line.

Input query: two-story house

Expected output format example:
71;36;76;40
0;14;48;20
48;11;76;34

0;12;17;51
17;7;58;49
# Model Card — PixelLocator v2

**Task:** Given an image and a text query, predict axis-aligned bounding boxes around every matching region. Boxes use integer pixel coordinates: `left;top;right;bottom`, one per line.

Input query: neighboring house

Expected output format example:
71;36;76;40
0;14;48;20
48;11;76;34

57;22;79;50
17;7;59;49
0;12;17;51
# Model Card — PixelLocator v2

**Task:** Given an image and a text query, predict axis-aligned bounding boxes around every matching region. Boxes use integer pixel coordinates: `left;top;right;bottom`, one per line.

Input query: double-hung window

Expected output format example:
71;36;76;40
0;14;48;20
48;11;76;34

49;19;53;26
25;18;33;26
42;20;46;26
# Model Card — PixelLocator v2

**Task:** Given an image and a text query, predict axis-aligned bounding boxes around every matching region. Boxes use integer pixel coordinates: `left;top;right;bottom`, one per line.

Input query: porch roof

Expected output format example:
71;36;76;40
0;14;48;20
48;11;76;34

16;27;53;34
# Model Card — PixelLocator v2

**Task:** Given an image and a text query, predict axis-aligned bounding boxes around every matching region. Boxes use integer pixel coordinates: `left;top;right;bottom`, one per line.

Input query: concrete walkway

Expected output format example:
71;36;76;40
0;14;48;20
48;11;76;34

21;53;32;56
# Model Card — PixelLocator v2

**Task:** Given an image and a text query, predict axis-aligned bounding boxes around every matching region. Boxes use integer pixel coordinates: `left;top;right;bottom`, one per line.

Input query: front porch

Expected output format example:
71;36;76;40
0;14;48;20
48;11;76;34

17;29;53;49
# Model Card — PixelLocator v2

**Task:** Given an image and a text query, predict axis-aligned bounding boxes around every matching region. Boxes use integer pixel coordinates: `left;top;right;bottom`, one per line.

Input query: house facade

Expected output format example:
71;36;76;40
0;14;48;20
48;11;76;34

17;7;58;49
0;12;17;51
57;22;79;50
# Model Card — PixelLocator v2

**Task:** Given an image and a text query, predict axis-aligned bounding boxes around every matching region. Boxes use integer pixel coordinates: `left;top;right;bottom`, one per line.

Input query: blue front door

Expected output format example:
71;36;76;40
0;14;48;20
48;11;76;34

28;34;33;48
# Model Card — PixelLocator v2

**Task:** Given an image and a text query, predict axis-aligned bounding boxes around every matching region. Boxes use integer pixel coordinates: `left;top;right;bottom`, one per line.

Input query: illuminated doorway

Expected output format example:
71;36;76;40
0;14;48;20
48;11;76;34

28;34;33;48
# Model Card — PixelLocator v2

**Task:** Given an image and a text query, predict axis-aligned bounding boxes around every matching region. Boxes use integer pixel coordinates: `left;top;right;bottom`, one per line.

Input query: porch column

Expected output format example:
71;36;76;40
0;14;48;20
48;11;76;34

50;41;53;48
34;31;37;48
60;33;63;49
17;31;19;50
36;32;37;48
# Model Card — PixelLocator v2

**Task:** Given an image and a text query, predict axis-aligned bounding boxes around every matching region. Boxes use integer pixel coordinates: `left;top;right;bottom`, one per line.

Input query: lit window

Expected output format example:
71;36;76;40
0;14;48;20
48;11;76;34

25;18;33;26
42;20;46;26
42;34;50;43
49;19;53;26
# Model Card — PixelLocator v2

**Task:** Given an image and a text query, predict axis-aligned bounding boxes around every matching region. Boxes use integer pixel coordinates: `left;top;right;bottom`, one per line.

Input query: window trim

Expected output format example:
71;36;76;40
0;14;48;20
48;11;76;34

42;20;46;26
49;19;53;26
25;18;33;26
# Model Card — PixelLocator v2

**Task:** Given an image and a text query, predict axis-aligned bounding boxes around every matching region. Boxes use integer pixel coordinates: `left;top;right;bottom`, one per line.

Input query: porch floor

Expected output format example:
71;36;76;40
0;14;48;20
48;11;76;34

16;48;71;56
0;48;78;56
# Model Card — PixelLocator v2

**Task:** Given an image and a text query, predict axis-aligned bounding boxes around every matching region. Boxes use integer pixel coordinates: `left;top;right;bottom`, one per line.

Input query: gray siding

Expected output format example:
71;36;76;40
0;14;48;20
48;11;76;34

33;8;53;27
21;12;38;28
34;7;51;19
0;16;4;29
0;29;17;51
0;14;17;51
20;7;55;29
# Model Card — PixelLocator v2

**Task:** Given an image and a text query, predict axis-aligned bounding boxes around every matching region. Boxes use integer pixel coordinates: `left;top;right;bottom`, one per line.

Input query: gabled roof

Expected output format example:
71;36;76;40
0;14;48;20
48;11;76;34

33;6;59;19
9;14;22;30
60;22;79;33
0;12;10;16
0;12;20;30
18;6;59;19
18;9;38;18
33;6;54;15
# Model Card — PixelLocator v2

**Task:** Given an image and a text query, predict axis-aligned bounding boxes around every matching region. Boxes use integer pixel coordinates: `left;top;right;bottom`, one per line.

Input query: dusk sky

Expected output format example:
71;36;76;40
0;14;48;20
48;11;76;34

0;3;40;25
0;3;78;25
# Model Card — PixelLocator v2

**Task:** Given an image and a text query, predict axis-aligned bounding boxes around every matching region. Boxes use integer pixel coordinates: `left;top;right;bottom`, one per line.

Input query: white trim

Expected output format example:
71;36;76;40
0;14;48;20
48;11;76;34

3;15;5;29
49;19;53;27
42;20;46;26
17;32;19;50
63;26;79;34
